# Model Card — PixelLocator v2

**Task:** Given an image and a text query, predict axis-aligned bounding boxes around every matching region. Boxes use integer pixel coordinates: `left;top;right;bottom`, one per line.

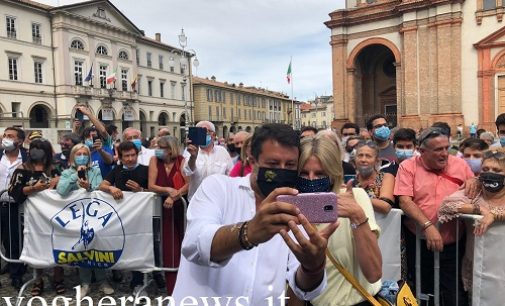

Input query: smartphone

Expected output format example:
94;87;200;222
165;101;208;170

78;169;87;180
188;127;208;146
92;135;99;143
276;192;338;223
39;173;50;184
75;109;84;121
343;174;356;184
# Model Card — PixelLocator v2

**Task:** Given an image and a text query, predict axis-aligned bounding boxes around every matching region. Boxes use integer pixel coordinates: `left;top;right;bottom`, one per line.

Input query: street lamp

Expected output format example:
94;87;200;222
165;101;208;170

171;28;199;129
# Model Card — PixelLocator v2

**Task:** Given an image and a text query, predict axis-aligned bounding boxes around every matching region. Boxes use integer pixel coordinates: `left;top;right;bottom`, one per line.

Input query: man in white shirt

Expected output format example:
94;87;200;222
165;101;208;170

0;127;27;288
183;121;233;200
173;123;338;305
123;127;154;166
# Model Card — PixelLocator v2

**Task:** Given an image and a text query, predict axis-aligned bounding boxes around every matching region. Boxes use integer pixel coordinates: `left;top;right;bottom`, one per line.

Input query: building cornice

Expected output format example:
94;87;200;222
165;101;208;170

325;0;465;28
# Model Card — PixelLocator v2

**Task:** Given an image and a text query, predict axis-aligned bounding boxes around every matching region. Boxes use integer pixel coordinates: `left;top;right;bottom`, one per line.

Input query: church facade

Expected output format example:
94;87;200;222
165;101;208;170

326;0;505;132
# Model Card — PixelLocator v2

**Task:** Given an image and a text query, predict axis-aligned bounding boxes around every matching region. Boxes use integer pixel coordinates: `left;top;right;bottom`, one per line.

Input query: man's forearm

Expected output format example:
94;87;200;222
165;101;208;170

210;224;244;262
399;196;430;225
294;265;324;292
98;149;114;164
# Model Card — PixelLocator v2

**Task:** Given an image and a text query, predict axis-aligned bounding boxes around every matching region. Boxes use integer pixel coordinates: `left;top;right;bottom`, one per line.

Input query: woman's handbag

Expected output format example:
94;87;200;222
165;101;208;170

325;250;417;306
172;157;186;190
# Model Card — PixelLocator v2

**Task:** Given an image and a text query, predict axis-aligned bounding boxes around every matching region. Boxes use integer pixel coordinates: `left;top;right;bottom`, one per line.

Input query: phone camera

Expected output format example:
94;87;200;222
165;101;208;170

323;205;334;211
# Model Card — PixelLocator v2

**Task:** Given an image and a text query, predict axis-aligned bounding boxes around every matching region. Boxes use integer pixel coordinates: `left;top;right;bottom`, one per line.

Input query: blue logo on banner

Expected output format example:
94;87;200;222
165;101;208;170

51;197;125;268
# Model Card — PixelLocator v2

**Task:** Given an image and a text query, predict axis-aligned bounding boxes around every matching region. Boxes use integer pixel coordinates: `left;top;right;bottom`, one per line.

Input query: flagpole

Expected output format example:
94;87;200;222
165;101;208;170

291;56;295;130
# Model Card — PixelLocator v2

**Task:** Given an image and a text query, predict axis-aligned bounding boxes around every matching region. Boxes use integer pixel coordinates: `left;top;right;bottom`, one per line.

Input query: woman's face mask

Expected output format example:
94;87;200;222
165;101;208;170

479;172;505;193
296;176;332;193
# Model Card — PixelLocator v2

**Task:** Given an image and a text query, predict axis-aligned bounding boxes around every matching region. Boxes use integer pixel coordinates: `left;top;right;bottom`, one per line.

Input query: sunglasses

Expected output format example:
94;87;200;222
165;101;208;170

418;128;445;145
355;140;378;150
483;150;505;160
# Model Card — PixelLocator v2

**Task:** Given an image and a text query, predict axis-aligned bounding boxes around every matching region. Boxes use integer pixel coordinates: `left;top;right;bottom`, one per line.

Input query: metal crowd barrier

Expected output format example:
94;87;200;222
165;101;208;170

0;189;188;306
134;195;188;304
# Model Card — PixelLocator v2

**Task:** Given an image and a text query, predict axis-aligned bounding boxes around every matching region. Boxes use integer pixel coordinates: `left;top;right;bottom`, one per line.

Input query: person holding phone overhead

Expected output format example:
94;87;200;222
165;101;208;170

182;121;233;201
8;139;62;296
55;144;108;297
287;136;382;306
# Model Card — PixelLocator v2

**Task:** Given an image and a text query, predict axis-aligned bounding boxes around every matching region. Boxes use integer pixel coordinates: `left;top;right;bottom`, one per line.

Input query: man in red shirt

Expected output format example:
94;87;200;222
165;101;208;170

395;127;473;306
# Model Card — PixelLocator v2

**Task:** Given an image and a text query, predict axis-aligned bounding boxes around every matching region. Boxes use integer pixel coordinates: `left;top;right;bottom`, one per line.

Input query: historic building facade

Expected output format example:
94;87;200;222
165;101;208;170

192;76;295;138
300;95;335;129
0;0;192;139
326;0;505;132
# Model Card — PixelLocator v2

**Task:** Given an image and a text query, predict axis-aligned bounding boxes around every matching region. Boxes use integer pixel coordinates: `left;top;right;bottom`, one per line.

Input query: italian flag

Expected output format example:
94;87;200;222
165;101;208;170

286;60;292;84
106;68;117;84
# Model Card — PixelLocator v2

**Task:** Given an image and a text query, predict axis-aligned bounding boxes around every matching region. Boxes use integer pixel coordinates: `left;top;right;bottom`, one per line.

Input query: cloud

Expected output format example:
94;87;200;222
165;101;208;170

38;0;346;100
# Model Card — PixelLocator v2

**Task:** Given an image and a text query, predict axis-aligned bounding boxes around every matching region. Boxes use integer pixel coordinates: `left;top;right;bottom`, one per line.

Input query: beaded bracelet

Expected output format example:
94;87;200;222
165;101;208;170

238;221;257;250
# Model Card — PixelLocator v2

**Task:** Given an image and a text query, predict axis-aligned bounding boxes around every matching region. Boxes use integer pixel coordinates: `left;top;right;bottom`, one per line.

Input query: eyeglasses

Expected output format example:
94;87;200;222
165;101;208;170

418;128;445;145
355;140;378;149
483;150;505;160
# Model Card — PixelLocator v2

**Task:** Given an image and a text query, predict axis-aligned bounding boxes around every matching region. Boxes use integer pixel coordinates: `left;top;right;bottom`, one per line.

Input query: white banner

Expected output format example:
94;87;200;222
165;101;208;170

376;208;402;281
473;221;505;306
20;189;156;272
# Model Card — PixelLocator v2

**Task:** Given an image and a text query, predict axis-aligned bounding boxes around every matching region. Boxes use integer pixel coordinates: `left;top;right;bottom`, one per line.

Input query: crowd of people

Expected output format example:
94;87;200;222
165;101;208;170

1;109;505;305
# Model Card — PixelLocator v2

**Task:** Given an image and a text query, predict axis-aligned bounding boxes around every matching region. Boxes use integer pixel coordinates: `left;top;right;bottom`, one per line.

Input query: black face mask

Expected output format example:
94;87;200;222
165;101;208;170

479;172;505;193
227;143;237;154
256;167;298;197
29;148;46;163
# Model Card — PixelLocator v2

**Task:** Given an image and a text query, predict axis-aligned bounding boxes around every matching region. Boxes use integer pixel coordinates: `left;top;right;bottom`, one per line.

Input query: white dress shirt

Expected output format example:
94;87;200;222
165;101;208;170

182;145;233;200
0;150;22;201
137;146;155;166
172;174;326;306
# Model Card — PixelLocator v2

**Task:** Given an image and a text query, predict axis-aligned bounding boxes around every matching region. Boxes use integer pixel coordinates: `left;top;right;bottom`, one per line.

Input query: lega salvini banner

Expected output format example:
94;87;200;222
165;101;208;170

20;189;156;272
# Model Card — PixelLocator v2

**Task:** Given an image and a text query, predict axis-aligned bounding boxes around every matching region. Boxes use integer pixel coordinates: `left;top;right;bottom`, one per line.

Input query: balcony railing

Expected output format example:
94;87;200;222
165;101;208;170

7;30;16;39
72;86;138;100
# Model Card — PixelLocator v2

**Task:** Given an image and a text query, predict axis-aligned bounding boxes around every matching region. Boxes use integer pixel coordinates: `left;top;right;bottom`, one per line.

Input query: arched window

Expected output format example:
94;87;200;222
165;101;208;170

70;40;84;50
158;112;168;126
118;50;128;60
96;45;108;55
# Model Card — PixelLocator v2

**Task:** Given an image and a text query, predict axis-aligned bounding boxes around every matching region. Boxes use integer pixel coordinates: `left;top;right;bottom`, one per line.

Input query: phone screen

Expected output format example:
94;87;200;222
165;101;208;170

188;127;208;146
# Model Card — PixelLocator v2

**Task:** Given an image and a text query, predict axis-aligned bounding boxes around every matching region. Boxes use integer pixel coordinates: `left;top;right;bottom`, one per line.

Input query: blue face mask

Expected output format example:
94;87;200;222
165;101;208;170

132;139;142;150
200;135;212;148
155;149;166;159
395;149;414;161
74;155;89;166
85;139;93;149
374;126;391;141
464;158;482;174
500;136;505;147
296;176;332;193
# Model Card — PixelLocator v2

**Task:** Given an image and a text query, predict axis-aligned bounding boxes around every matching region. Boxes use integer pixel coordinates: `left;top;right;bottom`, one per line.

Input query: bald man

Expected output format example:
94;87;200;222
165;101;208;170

183;121;233;200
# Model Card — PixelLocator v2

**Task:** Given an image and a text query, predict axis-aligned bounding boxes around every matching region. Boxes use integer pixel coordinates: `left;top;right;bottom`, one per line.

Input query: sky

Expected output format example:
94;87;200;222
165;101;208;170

39;0;346;101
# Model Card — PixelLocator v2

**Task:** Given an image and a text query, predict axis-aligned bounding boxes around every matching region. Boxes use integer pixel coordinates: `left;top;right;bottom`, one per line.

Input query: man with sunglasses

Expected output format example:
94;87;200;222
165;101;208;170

366;114;397;163
394;127;473;306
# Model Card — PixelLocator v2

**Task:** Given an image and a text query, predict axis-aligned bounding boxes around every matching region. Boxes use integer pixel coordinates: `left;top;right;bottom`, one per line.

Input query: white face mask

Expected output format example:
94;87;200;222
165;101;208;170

2;138;16;151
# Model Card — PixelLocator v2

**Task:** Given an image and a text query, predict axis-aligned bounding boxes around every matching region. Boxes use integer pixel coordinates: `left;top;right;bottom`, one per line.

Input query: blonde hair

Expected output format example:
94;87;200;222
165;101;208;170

299;136;343;193
157;135;182;158
69;143;91;168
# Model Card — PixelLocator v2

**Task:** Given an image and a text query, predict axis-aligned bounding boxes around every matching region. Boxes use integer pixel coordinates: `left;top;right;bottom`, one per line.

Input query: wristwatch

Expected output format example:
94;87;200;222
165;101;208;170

351;217;369;230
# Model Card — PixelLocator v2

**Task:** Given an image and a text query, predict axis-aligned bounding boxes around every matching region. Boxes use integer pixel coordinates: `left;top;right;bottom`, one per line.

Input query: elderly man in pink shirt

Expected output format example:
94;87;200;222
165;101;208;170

395;127;473;306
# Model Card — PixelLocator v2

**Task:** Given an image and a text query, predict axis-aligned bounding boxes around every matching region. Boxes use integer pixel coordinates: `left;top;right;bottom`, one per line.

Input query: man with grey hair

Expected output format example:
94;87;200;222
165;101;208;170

183;121;233;200
123;127;154;166
394;127;472;306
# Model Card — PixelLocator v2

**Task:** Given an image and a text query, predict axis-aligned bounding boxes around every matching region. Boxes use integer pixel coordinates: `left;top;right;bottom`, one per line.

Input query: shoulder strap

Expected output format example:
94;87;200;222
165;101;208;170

439;172;464;186
325;249;382;306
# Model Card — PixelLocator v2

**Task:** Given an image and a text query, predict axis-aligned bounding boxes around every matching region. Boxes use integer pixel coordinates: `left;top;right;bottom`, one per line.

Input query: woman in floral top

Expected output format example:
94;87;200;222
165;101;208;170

351;140;395;214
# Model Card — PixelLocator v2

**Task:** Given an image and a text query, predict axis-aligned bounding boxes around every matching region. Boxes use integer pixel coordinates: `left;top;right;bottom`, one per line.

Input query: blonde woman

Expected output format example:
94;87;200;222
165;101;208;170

289;136;382;306
56;144;111;296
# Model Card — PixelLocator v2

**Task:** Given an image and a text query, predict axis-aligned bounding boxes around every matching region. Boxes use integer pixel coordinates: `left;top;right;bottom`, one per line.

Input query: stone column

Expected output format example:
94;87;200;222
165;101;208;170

330;35;348;120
